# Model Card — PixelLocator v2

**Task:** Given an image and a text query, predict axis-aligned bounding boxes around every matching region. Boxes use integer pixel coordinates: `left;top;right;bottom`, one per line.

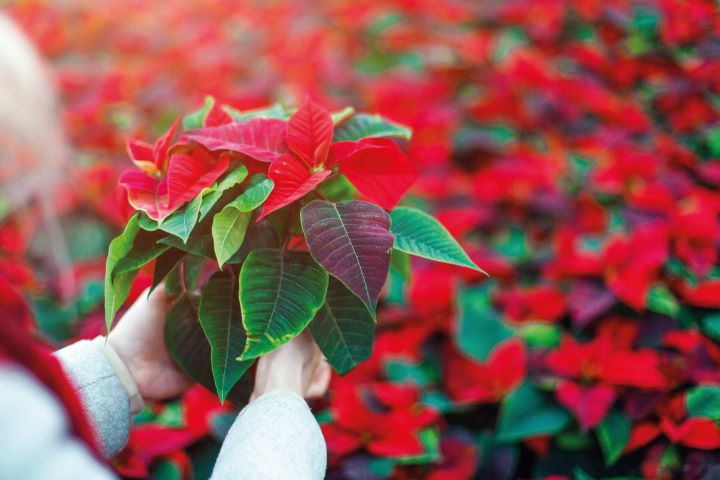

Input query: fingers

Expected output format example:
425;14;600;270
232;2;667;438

304;358;331;399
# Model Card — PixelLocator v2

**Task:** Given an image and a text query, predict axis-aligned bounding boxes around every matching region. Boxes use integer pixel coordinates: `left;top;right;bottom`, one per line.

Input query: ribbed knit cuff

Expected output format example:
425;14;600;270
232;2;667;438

91;336;144;414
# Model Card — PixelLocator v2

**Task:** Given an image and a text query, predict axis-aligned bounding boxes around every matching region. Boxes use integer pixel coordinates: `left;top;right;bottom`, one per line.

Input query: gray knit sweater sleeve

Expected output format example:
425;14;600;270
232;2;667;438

211;390;327;480
54;340;131;458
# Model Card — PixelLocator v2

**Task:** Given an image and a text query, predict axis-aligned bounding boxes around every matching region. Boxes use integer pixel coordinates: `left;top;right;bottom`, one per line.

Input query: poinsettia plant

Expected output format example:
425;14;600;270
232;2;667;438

105;98;483;402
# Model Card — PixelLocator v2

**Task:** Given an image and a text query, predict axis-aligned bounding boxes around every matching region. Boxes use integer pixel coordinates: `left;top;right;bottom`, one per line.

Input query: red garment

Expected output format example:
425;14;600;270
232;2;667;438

0;272;101;456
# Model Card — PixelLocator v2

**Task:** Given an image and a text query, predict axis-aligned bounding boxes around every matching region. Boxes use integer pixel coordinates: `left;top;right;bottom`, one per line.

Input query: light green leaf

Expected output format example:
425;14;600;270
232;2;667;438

389;248;411;281
199;165;249;220
495;382;571;443
226;174;274;212
333;113;412;142
157;194;203;243
239;249;328;359
198;271;253;402
223;103;290;122
390;207;484;272
182;96;215;130
597;410;631;467
211;207;252;268
309;278;375;374
105;215;141;331
331;107;355;125
646;284;680;317
686;385;720;420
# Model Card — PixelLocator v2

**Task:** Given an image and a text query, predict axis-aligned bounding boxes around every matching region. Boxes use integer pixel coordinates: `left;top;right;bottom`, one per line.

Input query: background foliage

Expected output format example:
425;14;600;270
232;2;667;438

4;0;720;478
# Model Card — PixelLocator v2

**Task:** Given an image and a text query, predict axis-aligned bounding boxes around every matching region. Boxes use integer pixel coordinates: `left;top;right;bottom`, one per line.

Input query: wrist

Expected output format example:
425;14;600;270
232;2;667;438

94;336;145;413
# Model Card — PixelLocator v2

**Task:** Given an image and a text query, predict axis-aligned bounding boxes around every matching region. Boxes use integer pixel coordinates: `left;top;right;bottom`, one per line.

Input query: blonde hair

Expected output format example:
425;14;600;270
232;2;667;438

0;12;74;293
0;12;68;210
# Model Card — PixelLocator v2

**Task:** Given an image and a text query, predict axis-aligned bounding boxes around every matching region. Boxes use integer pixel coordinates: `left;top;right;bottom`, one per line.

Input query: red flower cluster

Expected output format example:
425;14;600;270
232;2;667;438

5;0;720;478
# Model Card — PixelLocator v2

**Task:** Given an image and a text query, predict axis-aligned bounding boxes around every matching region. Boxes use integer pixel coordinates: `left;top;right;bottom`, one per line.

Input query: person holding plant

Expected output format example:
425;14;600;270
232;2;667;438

0;13;330;480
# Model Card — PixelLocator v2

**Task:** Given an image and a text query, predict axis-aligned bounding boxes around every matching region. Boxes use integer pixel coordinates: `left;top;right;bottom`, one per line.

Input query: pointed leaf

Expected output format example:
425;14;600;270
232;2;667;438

300;200;393;313
227;174;274;212
390;207;484;272
182;96;216;130
287;98;334;167
151;249;185;293
212;207;252;268
339;138;418;210
105;215;141;331
331;107;355;125
184;118;288;163
309;278;375;374
333;113;412;142
112;230;170;279
597;410;631;467
165;293;253;405
258;154;331;220
239;249;328;359
119;170;170;221
199;271;253;401
160;233;214;259
199;164;250;220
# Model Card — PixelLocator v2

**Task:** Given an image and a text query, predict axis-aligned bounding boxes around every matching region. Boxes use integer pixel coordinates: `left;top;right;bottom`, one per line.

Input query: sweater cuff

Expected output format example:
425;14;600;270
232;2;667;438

91;337;144;414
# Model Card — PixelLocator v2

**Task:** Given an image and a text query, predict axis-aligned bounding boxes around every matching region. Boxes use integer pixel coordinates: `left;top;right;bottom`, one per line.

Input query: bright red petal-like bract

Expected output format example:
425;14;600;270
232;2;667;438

183;118;289;163
339;137;418;210
287;98;334;167
166;150;229;211
258;153;331;220
556;381;615;430
119;170;169;221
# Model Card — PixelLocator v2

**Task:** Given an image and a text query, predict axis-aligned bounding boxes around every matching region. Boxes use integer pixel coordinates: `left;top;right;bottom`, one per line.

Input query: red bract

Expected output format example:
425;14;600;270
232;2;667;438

444;339;526;404
555;381;615;430
120;123;230;221
323;383;438;459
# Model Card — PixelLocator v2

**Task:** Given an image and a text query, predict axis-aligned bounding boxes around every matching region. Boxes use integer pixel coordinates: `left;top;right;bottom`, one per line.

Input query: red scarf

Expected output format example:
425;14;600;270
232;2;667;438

0;273;101;456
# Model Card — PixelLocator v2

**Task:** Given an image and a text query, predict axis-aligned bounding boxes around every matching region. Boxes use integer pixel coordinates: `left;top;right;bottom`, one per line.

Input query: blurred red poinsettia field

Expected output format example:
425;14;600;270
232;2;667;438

3;0;720;478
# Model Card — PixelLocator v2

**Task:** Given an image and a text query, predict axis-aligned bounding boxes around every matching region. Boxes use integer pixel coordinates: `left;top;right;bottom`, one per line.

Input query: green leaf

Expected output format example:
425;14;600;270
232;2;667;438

396;427;441;464
239;249;328;359
183;96;215;130
686;385;720;420
495;382;572;443
105;215;141;331
646;284;680;317
456;285;512;361
151;249;186;293
211;205;252;268
199;165;249;218
164;293;253;405
596;410;630;467
160;233;214;259
223;103;290;122
389;248;411;281
309;278;375;374
390;207;484;272
112;229;170;279
333;113;412;142
157;194;203;243
331;106;355;125
199;271;253;402
701;313;720;342
227;174;274;212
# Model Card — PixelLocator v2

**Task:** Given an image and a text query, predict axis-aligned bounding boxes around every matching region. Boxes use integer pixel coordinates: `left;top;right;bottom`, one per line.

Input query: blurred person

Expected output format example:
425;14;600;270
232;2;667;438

0;13;330;480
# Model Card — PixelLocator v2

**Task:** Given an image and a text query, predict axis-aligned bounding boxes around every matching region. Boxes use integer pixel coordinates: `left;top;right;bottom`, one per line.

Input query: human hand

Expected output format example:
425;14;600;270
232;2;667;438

108;286;193;401
251;331;331;402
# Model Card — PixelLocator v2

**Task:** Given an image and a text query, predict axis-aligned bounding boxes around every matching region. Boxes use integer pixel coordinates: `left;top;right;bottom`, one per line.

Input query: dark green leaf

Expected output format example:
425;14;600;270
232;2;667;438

309;278;375;374
239;249;328;359
596;409;630;467
686;385;720;420
226;220;279;265
199;271;253;401
165;293;253;405
495;382;571;443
